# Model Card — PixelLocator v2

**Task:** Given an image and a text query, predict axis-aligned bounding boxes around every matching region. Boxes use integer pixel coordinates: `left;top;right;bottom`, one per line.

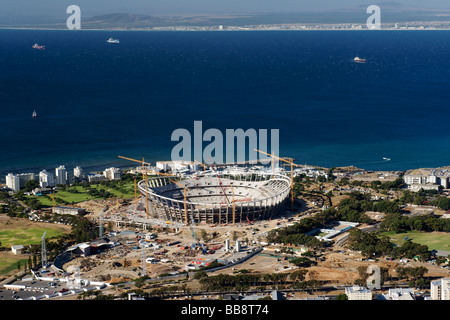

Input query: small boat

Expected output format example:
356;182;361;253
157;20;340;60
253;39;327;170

383;157;391;161
354;56;366;63
107;38;120;44
32;110;37;118
32;43;45;50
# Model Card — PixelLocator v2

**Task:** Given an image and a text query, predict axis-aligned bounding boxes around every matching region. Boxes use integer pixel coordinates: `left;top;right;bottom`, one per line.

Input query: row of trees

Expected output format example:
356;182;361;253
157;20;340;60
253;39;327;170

320;191;401;225
197;272;323;292
381;212;450;233
346;228;432;261
265;217;327;248
337;177;405;192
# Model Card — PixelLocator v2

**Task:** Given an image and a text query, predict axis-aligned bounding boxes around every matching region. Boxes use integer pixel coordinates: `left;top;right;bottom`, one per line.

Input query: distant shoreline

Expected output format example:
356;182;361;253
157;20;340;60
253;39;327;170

2;27;450;32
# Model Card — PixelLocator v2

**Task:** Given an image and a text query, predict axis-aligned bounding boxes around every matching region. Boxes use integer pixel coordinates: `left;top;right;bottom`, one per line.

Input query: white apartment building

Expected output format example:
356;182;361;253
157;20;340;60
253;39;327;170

156;161;198;173
73;166;83;179
103;167;122;180
55;165;67;185
345;286;372;300
430;278;450;300
39;170;55;188
386;288;415;300
17;173;35;186
87;173;106;183
5;173;20;192
5;173;35;192
404;168;450;192
65;172;74;185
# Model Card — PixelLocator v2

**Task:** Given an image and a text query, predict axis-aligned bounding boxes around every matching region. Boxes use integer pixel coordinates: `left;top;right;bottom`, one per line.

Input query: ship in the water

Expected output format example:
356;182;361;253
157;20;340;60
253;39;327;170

354;56;366;63
107;38;120;44
32;43;45;50
32;110;37;118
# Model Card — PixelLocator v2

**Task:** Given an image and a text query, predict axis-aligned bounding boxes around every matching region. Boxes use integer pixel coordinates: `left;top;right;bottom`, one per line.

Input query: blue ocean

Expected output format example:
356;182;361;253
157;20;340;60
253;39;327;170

1;29;450;176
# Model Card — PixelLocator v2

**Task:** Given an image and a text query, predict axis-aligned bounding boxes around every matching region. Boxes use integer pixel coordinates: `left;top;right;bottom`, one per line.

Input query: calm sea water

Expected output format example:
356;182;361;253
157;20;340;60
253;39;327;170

1;29;450;177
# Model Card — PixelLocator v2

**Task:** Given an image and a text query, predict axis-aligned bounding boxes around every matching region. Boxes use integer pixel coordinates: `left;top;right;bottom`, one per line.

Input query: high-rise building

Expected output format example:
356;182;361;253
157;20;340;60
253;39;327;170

73;166;83;179
39;170;55;188
65;172;74;185
431;278;450;300
103;167;122;180
55;165;67;185
5;173;20;192
345;286;372;300
17;173;35;187
6;173;36;192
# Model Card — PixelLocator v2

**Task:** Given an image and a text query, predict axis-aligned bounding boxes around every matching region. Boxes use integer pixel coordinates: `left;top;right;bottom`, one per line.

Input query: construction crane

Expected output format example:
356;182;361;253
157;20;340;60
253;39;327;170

194;160;207;172
118;155;151;167
206;157;231;205
48;194;56;213
117;155;174;218
134;176;138;212
118;156;151;217
171;179;189;226
190;214;197;249
254;149;298;212
230;184;236;224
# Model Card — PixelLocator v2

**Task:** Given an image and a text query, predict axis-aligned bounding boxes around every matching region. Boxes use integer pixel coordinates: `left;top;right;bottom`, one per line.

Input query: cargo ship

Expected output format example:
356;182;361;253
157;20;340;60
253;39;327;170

32;43;45;50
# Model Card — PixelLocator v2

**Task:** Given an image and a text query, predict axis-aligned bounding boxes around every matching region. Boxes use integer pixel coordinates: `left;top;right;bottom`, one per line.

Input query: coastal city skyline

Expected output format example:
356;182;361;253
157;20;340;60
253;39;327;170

3;0;450;16
2;0;450;27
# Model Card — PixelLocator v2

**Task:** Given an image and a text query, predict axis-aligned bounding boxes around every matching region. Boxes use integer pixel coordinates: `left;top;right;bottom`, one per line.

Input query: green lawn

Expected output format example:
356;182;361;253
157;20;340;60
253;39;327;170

0;226;65;248
381;230;450;252
0;257;29;275
32;182;136;206
0;224;69;275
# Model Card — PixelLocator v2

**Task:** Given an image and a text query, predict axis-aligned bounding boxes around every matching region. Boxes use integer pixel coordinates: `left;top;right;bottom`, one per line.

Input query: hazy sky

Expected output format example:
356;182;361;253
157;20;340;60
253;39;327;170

2;0;450;17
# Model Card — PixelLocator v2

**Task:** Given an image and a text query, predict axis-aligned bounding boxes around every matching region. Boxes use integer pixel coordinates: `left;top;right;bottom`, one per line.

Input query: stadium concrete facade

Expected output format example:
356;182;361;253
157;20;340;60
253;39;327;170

138;172;291;225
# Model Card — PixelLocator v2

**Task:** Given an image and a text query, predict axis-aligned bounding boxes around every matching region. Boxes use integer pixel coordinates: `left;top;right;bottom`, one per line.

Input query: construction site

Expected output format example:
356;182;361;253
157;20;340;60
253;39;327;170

54;154;298;284
6;154;448;300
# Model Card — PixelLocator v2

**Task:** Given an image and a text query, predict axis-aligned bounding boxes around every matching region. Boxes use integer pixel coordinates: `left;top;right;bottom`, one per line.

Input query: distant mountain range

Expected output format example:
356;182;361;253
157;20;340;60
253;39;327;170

2;7;450;29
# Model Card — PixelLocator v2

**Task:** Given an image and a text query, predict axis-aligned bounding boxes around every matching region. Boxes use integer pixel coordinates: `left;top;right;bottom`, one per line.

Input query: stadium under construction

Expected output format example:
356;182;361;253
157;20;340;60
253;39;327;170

138;171;292;225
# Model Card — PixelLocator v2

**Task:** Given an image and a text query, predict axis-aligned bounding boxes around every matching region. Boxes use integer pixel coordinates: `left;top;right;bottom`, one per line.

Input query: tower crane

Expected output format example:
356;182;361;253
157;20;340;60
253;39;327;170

49;194;56;213
118;155;151;217
205;157;230;205
190;214;197;248
171;179;189;226
117;155;174;218
254;149;299;212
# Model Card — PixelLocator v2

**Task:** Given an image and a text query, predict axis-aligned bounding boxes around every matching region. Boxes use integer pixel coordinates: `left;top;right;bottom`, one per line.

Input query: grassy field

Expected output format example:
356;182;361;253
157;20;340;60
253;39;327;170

0;256;29;275
0;218;71;275
32;182;136;206
0;225;68;248
382;230;450;252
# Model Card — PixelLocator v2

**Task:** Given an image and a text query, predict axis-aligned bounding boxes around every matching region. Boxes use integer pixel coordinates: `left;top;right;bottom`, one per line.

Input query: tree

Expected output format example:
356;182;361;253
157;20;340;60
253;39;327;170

193;271;208;280
134;277;146;288
24;180;39;192
436;196;450;210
